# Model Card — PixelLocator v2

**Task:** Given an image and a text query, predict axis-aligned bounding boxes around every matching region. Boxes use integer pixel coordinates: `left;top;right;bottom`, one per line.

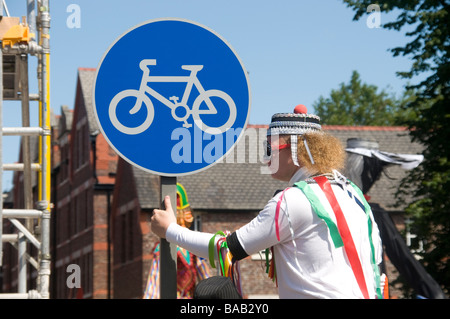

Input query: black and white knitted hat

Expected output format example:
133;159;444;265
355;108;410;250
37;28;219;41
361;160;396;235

267;104;321;165
267;104;322;136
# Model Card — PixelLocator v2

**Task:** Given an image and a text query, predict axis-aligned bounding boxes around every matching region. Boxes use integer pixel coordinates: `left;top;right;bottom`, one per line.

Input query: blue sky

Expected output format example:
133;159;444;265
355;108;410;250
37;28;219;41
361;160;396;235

2;0;416;190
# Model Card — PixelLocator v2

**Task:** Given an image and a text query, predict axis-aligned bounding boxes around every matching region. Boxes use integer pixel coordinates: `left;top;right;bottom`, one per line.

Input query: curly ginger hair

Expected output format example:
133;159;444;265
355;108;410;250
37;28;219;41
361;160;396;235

291;132;346;175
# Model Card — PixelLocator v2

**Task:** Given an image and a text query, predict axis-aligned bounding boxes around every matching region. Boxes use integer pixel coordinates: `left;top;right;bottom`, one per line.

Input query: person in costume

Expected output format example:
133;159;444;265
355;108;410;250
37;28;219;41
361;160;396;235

151;105;385;299
143;183;211;299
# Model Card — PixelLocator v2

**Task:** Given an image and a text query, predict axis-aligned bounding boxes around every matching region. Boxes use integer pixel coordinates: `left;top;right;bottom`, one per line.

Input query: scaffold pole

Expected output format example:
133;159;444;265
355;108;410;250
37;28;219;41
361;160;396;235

0;0;51;299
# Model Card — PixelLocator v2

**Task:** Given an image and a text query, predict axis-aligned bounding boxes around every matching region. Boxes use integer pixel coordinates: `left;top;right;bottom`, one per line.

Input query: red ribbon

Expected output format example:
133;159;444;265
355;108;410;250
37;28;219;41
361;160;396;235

275;188;290;241
314;176;370;299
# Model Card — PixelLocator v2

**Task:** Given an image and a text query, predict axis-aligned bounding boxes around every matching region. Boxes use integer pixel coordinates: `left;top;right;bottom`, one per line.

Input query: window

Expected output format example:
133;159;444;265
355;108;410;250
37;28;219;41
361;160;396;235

119;210;134;263
191;214;202;232
120;213;127;263
74;123;89;170
127;211;134;261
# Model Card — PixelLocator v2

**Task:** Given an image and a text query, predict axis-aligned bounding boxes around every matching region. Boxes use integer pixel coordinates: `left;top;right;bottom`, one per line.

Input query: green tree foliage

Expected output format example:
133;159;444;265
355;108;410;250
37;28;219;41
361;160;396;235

313;70;407;125
343;0;450;296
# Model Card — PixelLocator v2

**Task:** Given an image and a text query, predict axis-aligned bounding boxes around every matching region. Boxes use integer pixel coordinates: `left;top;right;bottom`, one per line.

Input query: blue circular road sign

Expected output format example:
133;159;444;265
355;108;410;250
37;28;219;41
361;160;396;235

94;18;251;176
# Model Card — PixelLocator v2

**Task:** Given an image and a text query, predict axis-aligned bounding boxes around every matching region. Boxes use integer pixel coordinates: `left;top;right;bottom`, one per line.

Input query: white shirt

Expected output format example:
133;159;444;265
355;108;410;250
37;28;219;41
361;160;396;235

166;168;383;299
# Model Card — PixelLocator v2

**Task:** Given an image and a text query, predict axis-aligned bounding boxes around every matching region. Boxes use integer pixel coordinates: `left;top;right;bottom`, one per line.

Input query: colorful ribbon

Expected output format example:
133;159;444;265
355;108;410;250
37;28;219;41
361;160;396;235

207;231;243;296
348;181;382;299
274;188;290;241
208;231;226;268
272;177;383;298
314;176;370;299
294;181;344;248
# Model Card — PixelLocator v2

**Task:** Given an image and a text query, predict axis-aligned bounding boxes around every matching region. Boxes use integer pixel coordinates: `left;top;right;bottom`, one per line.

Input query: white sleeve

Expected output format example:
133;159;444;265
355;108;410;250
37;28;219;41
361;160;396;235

236;199;280;256
165;223;217;260
166;188;304;260
236;187;312;256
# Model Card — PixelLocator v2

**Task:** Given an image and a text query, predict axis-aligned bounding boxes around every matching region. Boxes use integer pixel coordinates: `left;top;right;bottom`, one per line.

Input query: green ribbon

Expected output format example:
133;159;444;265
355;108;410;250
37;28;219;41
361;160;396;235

208;231;226;269
294;181;344;248
348;181;383;299
218;240;229;275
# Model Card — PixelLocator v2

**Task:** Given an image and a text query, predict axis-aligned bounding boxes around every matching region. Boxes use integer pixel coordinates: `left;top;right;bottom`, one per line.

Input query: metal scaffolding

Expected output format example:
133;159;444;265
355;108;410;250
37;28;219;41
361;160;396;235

0;0;51;299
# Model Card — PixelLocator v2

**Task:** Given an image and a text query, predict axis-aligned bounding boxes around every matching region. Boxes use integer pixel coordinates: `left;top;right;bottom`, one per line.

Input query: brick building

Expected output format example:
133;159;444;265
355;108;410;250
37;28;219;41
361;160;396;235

50;68;117;299
3;66;427;298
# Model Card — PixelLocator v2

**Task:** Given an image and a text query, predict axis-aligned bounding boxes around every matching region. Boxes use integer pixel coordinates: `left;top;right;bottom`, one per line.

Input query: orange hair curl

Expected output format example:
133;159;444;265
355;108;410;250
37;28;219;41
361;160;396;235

293;132;346;175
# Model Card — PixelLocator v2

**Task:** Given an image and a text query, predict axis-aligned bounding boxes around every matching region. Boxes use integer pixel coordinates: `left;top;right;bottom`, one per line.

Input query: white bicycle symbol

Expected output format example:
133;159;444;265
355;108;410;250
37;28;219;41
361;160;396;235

109;59;237;135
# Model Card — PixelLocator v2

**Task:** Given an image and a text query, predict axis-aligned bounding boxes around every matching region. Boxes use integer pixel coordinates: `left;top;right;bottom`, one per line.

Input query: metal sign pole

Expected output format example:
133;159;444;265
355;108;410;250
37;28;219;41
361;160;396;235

159;176;177;299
